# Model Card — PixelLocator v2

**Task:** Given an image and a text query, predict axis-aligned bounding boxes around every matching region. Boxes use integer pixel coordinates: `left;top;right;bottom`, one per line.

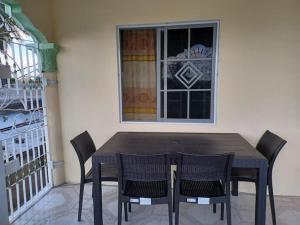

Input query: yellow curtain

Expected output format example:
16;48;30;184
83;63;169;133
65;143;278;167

122;29;157;121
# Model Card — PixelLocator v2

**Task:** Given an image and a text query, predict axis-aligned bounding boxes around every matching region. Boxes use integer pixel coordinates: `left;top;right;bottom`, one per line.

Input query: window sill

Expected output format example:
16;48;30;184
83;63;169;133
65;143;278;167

120;120;216;126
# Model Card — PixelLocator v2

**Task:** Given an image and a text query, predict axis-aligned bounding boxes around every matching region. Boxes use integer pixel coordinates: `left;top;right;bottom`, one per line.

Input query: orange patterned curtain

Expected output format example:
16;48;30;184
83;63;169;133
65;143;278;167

121;29;157;121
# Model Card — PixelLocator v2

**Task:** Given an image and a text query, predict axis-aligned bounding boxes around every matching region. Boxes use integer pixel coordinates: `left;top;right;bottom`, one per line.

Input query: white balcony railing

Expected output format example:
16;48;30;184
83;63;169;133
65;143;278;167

1;13;53;222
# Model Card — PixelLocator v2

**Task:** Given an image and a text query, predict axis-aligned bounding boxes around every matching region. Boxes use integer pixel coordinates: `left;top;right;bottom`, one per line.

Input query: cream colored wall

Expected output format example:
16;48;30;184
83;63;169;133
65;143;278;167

20;0;55;42
48;0;300;195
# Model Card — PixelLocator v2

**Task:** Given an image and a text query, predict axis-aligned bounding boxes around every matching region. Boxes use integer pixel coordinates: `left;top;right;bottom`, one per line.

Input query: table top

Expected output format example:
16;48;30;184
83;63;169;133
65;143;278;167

93;132;268;168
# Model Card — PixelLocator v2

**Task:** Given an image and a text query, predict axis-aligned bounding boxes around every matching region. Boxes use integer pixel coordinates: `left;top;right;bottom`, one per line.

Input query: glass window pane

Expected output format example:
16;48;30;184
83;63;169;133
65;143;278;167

167;92;187;118
167;61;186;89
190;27;213;59
190;60;212;89
167;29;188;59
161;92;164;118
161;62;164;90
167;60;211;90
190;91;211;119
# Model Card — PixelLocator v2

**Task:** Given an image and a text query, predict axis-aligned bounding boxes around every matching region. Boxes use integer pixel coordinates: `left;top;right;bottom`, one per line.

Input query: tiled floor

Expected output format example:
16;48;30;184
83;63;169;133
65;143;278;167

12;184;300;225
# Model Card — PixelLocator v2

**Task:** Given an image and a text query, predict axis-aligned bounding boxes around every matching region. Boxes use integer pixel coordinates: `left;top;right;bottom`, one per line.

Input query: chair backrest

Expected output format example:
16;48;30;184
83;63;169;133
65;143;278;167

256;130;287;170
177;153;234;183
116;153;170;188
70;131;96;166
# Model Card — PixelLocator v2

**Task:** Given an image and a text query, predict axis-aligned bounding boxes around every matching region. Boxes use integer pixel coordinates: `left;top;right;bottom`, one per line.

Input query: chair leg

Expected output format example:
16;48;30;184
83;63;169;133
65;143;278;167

221;203;224;220
118;198;122;225
128;203;131;213
78;181;84;221
226;200;232;225
213;204;216;213
168;195;173;225
255;181;258;217
268;183;277;225
231;181;239;196
173;184;175;212
124;203;128;222
175;199;179;225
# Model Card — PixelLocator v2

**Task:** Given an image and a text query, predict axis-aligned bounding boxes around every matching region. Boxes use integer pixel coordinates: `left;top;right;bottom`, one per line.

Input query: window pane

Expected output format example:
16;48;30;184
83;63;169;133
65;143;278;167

190;60;212;89
190;91;211;119
167;61;186;89
167;92;187;118
190;27;213;59
121;29;157;121
167;61;211;90
167;29;188;59
161;92;164;118
161;62;164;90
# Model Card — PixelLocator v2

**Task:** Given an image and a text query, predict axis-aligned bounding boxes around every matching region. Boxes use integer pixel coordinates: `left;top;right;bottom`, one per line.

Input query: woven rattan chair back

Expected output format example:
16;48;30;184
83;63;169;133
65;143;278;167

177;153;234;183
117;153;170;187
70;131;96;165
256;130;287;166
116;153;172;225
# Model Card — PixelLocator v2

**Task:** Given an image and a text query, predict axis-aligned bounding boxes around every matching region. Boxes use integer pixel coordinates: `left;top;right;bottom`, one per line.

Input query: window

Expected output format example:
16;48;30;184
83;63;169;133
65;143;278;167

118;21;218;123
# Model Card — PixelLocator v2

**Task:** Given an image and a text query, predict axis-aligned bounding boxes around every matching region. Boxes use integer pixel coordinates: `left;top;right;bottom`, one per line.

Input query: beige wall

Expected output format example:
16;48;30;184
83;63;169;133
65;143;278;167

25;0;300;195
20;0;55;42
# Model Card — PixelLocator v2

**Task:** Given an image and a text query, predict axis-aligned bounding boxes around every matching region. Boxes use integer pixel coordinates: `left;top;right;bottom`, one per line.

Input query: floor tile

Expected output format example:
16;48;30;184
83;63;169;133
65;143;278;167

12;184;300;225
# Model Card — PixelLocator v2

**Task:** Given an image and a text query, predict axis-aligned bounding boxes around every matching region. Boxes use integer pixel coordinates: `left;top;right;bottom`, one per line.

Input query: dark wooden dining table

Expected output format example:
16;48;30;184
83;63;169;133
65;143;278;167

92;132;268;225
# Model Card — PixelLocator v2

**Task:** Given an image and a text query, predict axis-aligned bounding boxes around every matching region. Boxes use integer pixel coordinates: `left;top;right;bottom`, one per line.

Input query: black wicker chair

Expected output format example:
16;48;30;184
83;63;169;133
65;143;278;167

116;153;173;225
174;153;234;225
70;131;129;221
231;130;287;225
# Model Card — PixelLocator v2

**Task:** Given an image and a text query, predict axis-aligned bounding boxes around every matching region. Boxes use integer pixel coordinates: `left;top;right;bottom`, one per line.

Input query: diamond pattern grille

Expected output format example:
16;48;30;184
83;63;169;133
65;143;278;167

174;62;204;88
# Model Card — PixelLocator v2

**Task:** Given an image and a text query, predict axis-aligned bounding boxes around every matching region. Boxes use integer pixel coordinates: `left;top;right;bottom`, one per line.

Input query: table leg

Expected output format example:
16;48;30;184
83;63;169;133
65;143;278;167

92;158;103;225
255;163;268;225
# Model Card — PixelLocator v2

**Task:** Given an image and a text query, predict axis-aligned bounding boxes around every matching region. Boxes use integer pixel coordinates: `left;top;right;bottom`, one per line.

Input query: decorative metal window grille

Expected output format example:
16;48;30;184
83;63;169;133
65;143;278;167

0;7;52;223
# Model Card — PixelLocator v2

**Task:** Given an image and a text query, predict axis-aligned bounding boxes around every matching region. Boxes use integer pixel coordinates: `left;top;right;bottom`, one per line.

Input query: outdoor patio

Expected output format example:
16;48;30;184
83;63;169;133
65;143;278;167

12;184;300;225
1;0;300;225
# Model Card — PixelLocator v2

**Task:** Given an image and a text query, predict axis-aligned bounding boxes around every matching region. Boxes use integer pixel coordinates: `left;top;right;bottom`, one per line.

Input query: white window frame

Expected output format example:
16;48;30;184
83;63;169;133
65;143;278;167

117;20;220;124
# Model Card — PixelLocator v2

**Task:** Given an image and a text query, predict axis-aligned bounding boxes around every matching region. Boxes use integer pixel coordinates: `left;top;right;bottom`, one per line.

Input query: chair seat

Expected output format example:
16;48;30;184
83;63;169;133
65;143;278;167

85;164;118;182
179;180;225;197
174;171;225;197
231;168;257;181
124;180;168;198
